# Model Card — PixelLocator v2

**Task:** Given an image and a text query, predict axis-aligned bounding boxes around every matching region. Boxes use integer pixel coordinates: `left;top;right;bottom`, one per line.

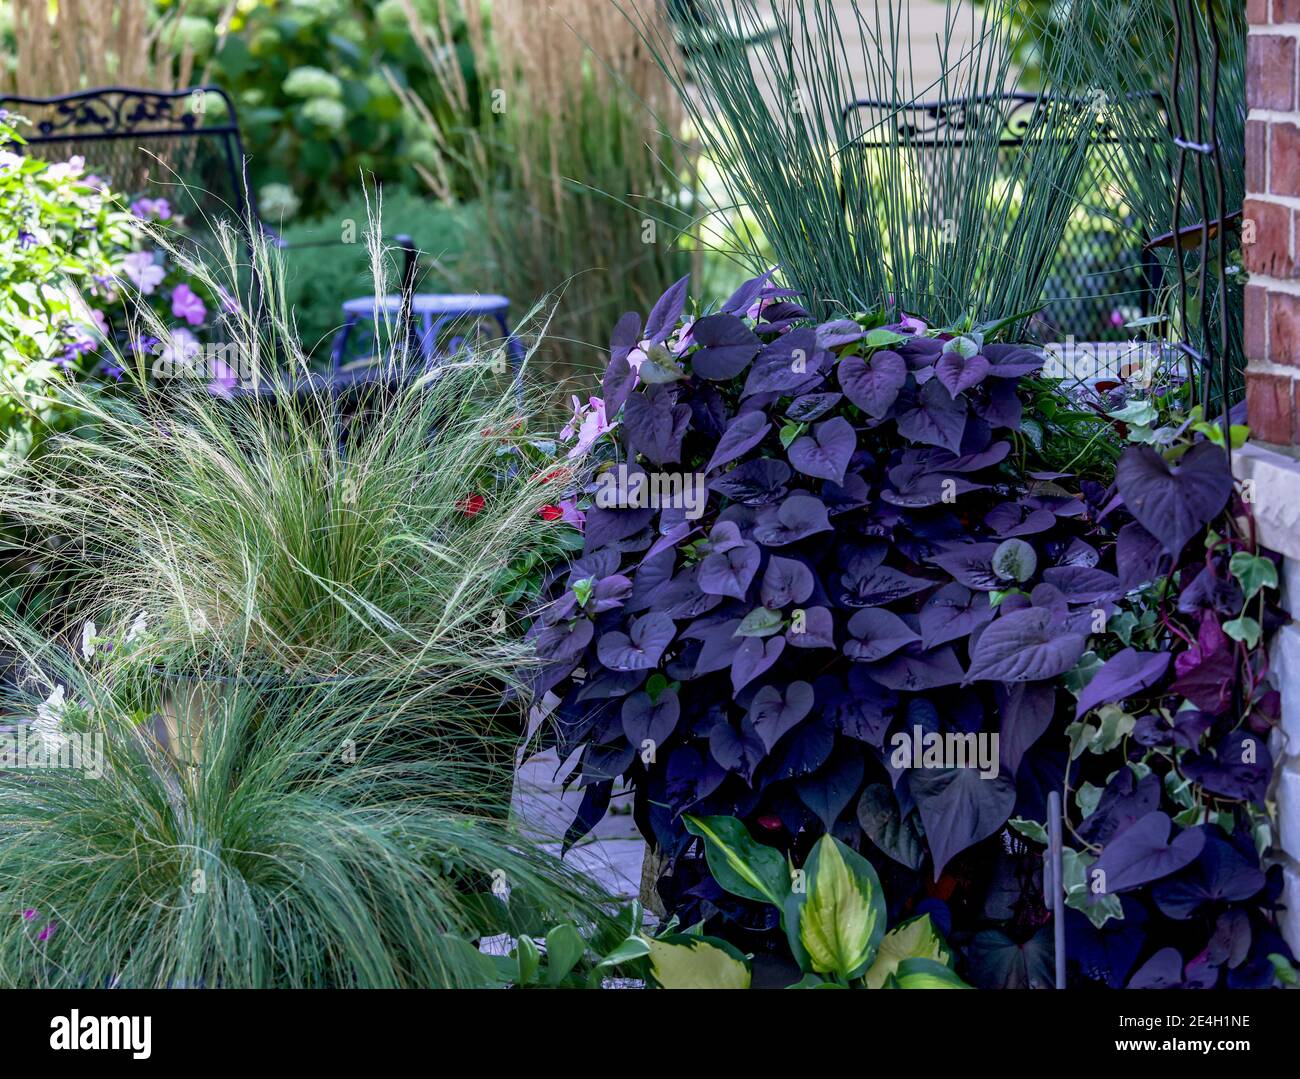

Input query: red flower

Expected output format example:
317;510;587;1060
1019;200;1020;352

457;493;486;516
538;504;563;521
536;467;568;484
756;814;783;831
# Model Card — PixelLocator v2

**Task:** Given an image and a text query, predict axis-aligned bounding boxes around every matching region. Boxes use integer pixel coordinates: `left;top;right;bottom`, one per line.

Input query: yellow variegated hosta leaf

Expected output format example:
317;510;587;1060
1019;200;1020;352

889;957;971;988
864;914;951;989
798;835;884;981
644;933;752;989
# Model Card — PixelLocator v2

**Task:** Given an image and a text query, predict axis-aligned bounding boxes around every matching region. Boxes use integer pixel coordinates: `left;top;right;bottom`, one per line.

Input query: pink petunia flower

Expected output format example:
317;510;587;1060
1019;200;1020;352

170;284;207;326
121;251;165;296
561;395;617;460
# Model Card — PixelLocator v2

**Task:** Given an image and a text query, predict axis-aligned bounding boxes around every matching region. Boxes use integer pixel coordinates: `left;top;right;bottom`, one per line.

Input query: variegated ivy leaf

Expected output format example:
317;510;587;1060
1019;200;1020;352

1009;817;1049;845
1062;848;1123;929
796;834;885;981
1228;552;1277;602
643;933;751;989
864;914;952;989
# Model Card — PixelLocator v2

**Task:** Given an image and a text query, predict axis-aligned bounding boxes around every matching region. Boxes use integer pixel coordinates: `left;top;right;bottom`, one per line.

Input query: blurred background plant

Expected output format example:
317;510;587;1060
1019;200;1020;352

396;0;697;383
0;0;214;95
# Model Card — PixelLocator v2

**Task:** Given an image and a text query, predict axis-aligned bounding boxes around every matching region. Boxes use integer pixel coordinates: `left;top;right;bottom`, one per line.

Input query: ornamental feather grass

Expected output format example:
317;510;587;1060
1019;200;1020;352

0;625;609;988
3;211;582;693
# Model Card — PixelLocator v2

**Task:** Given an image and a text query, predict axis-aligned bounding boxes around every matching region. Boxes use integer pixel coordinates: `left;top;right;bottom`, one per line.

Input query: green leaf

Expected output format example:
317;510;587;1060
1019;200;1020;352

516;933;541;985
1109;399;1158;426
683;814;790;907
572;576;595;608
863;914;952;989
1062;849;1122;929
587;935;652;986
545;923;586;985
1107;610;1138;646
1009;817;1048;845
778;421;804;450
1223;616;1262;649
1020;418;1044;451
889;956;971;988
864;327;909;348
1229;552;1278;601
992;538;1037;582
644;933;751;989
1075;781;1104;820
796;834;886;981
734;606;784;638
1268;953;1300;987
785;972;830;988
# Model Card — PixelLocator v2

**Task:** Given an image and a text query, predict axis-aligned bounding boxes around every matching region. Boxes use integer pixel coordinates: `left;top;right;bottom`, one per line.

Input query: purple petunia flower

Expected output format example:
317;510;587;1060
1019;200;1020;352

170;283;206;326
100;362;125;382
21;909;37;921
129;197;172;220
17;230;37;250
37;922;56;942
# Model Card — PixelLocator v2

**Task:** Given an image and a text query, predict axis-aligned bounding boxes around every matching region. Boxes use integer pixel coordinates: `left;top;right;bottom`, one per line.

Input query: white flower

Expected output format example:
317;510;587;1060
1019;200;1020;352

81;620;96;660
126;609;148;644
33;686;67;752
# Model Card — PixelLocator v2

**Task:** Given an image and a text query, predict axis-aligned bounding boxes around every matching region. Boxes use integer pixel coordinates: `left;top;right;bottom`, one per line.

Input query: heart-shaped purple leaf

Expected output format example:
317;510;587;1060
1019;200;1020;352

705;411;771;473
621;687;681;748
845;608;921;661
644;273;690;343
896;379;968;453
753;494;832;545
1092;811;1206;892
1074;648;1171;719
964;607;1086;683
1115;442;1233;558
935;351;990;396
689;312;761;380
747;680;815;750
787;416;856;484
838;350;906;418
698;540;761;599
760;555;815;608
595;611;676;671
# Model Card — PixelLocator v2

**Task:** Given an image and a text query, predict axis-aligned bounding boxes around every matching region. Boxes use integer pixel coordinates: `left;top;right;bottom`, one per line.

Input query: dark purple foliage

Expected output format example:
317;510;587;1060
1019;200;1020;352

533;273;1292;989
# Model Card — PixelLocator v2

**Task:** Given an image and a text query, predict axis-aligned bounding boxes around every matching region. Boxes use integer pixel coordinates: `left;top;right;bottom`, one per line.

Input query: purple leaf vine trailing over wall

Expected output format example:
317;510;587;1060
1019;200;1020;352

531;273;1296;989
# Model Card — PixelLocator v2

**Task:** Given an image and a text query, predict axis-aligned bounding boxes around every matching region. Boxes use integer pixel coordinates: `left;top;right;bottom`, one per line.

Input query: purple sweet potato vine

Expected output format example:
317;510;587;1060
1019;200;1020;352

530;273;1296;989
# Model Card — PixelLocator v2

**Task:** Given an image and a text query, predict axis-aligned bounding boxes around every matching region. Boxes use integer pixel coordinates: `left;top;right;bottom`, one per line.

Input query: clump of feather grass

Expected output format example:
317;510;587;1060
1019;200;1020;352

7;211;582;703
0;623;611;988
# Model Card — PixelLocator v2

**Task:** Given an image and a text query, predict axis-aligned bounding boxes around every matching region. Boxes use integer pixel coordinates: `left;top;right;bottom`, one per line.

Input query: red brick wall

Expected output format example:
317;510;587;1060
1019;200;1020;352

1246;1;1300;444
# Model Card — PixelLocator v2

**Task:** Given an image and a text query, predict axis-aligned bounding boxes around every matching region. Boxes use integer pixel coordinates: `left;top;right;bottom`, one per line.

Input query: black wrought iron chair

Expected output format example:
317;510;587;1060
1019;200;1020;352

0;85;254;250
838;92;1164;342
